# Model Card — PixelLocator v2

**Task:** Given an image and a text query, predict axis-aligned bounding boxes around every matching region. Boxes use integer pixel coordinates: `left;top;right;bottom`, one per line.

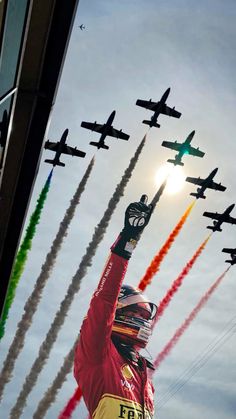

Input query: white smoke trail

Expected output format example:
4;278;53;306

9;137;146;418
33;340;78;418
0;158;95;401
151;178;167;208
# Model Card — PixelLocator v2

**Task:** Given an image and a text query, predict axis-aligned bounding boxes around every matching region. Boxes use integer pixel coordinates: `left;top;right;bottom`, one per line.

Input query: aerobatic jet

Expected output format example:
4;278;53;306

79;24;85;30
203;204;236;232
44;129;86;167
162;130;205;167
222;248;236;265
186;168;226;199
136;87;181;128
81;110;129;150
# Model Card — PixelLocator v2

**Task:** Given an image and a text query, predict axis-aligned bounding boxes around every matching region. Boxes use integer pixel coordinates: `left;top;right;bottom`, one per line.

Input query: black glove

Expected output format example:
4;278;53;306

111;195;153;259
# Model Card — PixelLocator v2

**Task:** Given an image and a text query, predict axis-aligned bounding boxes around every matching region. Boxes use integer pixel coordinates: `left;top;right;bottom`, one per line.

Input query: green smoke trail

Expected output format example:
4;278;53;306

0;170;53;339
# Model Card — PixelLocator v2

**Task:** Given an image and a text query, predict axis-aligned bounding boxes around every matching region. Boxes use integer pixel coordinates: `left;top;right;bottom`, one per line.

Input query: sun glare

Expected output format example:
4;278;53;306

155;164;185;194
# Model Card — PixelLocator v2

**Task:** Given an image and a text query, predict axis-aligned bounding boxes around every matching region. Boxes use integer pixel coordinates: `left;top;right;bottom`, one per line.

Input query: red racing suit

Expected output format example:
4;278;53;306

74;251;155;418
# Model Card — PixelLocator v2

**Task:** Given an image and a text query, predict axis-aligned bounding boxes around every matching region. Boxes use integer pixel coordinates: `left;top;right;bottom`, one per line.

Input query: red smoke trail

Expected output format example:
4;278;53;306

138;201;195;291
153;235;210;328
151;267;230;373
58;387;82;419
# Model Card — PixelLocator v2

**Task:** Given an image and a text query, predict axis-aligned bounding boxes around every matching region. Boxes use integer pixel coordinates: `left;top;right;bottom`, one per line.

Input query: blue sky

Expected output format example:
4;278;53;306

0;1;236;418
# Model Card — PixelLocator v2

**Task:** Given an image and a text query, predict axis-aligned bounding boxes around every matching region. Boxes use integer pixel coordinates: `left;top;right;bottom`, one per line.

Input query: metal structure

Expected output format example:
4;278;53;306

0;0;80;319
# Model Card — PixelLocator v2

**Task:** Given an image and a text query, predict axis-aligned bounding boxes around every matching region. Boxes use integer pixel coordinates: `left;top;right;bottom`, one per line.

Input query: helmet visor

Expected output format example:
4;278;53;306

117;285;157;320
118;302;157;320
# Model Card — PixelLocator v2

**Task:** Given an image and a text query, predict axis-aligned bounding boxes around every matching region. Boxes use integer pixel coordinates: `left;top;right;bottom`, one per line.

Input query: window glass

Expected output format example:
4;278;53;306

0;96;12;179
0;1;8;52
0;0;29;96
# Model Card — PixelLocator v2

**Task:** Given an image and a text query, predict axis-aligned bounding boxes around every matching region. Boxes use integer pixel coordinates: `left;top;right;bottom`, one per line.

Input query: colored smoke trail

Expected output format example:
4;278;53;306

0;170;53;340
151;267;230;373
138;201;195;291
0;159;94;401
34;162;169;419
9;137;146;418
153;235;210;328
33;343;77;418
58;386;82;419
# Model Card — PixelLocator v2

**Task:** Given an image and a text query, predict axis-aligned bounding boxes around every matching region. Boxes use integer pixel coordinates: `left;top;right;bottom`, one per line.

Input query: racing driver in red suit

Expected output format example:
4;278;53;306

74;195;157;418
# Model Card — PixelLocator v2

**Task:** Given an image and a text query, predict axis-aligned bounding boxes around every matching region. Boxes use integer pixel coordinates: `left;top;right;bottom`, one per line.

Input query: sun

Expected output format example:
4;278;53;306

155;163;185;194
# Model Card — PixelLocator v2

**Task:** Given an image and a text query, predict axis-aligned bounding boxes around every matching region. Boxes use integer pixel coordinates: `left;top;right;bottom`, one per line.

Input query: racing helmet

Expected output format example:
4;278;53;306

112;285;157;348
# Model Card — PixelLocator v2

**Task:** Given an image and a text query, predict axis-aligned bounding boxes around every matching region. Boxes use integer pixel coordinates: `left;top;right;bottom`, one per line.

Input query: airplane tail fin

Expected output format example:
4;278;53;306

142;120;160;128
90;141;109;150
207;225;222;232
45;159;65;167
167;158;184;167
190;192;206;199
207;225;215;231
44;159;54;165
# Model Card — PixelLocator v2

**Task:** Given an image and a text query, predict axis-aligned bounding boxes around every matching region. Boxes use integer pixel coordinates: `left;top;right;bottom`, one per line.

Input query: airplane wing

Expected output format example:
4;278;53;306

185;176;204;186
204;211;236;224
136;99;158;110
188;145;205;158
81;121;104;133
44;141;58;151
61;144;86;158
210;181;226;192
107;126;129;140
186;177;226;191
225;214;236;224
161;104;181;118
203;211;221;220
161;141;181;151
222;248;235;254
